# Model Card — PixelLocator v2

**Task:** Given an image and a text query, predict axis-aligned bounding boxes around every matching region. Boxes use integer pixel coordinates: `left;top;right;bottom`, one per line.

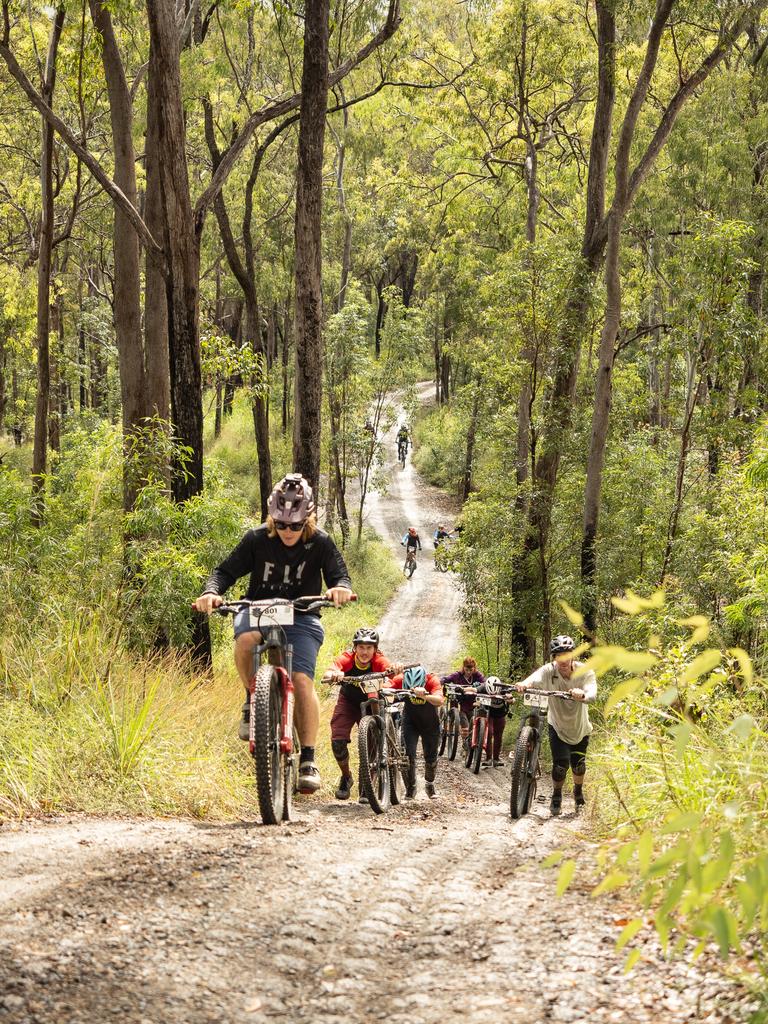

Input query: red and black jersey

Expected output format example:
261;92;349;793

333;649;392;705
389;672;442;727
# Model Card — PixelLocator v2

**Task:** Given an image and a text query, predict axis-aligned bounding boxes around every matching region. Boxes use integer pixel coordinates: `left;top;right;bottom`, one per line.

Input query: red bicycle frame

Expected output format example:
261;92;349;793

248;665;294;756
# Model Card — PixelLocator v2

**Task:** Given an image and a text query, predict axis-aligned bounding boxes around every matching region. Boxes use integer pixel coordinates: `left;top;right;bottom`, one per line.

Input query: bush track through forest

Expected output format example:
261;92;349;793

0;390;759;1024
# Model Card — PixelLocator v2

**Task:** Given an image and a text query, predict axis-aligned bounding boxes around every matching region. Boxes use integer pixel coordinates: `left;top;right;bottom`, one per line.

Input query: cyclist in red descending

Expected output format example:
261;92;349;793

322;628;398;801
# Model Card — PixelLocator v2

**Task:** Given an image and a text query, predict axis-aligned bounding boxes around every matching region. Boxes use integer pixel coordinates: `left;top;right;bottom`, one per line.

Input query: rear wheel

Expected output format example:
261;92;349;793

510;726;537;819
358;716;391;814
251;665;287;825
464;717;477;769
472;718;486;774
447;709;460;761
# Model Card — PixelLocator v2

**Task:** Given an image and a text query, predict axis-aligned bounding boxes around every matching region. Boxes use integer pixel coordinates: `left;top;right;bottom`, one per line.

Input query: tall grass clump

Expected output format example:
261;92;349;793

554;592;768;1007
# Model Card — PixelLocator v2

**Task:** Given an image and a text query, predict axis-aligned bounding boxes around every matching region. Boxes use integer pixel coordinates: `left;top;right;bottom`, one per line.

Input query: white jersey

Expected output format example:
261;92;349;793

520;661;597;745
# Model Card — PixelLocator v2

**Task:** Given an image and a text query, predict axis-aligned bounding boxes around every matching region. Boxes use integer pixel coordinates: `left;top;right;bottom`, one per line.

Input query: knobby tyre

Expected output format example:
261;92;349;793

438;706;448;756
358;715;391;813
465;721;476;769
447;709;460;761
251;664;287;825
472;718;486;774
387;722;404;806
510;725;536;819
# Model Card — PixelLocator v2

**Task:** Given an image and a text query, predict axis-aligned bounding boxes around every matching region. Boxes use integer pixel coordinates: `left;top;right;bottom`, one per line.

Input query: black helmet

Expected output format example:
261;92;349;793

353;627;379;647
550;635;576;656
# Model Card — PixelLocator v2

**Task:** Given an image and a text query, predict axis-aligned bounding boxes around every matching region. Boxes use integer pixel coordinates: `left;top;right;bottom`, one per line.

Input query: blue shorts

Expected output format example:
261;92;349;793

233;610;325;679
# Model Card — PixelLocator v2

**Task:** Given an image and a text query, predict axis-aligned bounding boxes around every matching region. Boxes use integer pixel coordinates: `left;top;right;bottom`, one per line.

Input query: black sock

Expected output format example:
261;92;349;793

300;746;315;764
574;784;583;796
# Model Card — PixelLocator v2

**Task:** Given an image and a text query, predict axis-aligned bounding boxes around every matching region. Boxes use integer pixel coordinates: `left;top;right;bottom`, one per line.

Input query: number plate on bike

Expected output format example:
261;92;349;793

477;696;493;707
249;601;294;628
523;691;549;710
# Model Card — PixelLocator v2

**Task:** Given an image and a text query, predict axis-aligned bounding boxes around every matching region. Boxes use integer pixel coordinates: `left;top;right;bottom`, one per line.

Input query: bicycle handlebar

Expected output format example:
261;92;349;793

516;687;574;701
213;594;358;617
332;663;420;687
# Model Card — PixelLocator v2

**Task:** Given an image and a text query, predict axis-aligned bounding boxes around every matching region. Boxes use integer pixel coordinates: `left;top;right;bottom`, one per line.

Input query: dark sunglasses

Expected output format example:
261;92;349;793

274;520;305;533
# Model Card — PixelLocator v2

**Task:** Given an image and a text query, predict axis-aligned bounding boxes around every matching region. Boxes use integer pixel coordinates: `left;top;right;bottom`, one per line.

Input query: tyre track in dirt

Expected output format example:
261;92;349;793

0;386;759;1024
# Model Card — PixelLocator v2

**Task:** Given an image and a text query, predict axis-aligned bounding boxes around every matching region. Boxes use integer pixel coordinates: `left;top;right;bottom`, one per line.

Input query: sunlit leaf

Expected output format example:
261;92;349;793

604;677;646;716
616;918;644;950
592;870;630;896
623;948;642;973
558;600;584;628
681;650;722;683
659;812;703;835
727;714;756;740
727;647;753;686
677;614;710;644
542;851;564;868
672;721;692;758
556;859;576;896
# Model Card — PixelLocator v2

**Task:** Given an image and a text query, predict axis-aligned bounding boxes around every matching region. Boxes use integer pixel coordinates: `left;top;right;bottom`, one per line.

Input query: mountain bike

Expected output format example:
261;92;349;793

438;684;464;760
434;536;453;573
397;440;408;469
336;667;417;814
403;548;417;577
509;688;574;819
216;595;354;825
465;686;515;774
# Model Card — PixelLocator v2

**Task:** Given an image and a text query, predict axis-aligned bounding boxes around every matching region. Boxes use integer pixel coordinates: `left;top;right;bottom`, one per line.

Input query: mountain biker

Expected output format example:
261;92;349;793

515;635;597;815
433;524;452;548
402;526;422;553
476;675;508;766
322;627;397;801
193;473;354;795
441;658;484;744
396;425;410;457
389;665;444;798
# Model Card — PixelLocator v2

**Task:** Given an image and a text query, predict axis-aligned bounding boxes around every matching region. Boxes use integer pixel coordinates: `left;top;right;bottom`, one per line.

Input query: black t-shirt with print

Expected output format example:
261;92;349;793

203;525;351;616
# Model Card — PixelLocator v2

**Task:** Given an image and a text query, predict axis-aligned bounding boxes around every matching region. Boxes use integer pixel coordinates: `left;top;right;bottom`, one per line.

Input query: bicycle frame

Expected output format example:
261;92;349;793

247;630;294;756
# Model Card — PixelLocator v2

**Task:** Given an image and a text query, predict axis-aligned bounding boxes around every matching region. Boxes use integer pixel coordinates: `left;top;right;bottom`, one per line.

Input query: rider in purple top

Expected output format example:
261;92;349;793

441;657;485;743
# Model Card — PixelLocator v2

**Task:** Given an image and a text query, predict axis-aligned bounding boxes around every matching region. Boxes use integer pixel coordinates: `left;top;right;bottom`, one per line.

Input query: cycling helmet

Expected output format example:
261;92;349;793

550;635;576;656
352;627;379;647
403;666;426;690
268;473;315;523
408;526;417;536
485;675;503;693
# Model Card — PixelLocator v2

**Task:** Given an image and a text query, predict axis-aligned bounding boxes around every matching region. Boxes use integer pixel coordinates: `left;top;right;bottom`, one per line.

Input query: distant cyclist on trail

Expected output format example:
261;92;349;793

433;524;452;548
396;424;410;460
515;635;597;815
401;526;422;552
389;665;444;798
193;473;354;795
322;627;399;802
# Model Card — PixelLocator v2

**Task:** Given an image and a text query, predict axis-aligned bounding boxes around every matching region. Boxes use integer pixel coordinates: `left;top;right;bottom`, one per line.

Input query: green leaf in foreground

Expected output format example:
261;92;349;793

592;870;630;896
542;850;565;868
707;905;740;957
623;948;642;973
604;677;646;716
616;918;644;950
556;859;576;896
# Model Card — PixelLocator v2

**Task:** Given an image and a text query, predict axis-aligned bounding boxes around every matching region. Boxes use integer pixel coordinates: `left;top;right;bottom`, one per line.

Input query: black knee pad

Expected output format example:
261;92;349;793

552;763;568;783
331;739;349;762
424;761;438;783
572;756;587;776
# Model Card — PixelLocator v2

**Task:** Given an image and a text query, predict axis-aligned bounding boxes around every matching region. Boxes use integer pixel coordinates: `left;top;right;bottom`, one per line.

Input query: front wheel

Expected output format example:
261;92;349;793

251;664;287;825
510;725;538;819
447;709;461;761
472;718;486;774
438;706;448;756
358;716;391;814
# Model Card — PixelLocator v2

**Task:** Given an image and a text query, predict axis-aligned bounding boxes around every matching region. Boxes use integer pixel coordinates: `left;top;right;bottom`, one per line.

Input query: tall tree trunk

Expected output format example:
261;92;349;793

144;66;170;426
146;0;203;504
461;388;480;501
90;0;147;510
581;209;622;633
292;0;330;492
282;296;291;434
245;293;272;519
31;6;65;520
77;271;88;411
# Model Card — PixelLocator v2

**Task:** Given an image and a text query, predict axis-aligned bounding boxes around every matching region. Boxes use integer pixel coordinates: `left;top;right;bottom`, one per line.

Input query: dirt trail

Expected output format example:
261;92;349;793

0;389;757;1024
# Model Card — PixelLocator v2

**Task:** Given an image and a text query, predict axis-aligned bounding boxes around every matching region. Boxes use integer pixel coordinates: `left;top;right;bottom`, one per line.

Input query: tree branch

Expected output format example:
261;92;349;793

193;0;401;231
0;8;163;258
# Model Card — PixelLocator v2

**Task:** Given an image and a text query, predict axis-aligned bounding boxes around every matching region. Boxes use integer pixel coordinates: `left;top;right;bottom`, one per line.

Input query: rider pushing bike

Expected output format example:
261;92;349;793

515;635;597;814
193;473;354;794
441;657;484;746
389;665;444;798
322;627;398;801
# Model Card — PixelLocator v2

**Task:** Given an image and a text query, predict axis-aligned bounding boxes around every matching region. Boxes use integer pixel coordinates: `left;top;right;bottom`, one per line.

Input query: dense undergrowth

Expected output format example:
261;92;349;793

0;408;401;819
